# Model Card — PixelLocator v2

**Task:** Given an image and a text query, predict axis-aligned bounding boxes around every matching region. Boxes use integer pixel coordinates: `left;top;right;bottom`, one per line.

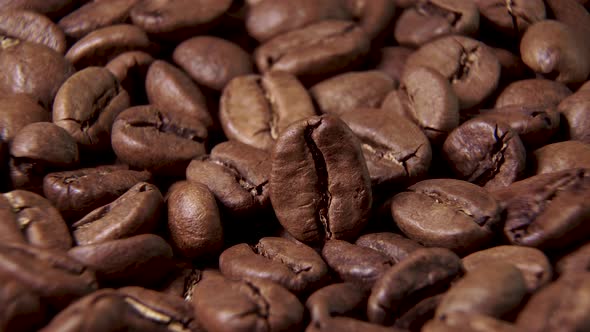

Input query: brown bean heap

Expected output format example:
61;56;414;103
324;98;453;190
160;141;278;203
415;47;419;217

0;1;590;331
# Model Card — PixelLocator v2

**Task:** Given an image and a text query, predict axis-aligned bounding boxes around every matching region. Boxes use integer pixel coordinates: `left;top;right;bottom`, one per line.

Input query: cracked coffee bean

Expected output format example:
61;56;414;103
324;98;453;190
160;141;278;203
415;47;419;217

475;0;546;36
270;115;372;244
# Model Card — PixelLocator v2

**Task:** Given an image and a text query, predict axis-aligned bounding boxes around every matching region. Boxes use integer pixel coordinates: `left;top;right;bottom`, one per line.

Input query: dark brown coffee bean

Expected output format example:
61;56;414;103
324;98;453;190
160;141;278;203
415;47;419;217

394;0;480;47
494;168;590;249
374;46;413;86
310;71;395;117
0;0;79;19
443;117;526;189
41;287;202;332
355;232;424;264
0;195;26;245
146;60;212;130
515;273;590;332
394;295;443;332
270;115;372;244
520;20;590;84
58;0;139;40
255;20;370;85
192;270;304;332
0;94;50;143
173;36;253;91
0;277;45;332
220;72;316;150
0;9;66;54
556;242;590;275
167;181;223;260
246;0;350;42
3;190;72;250
558;90;590;144
68;234;173;287
219;237;328;294
344;0;395;40
436;262;527;319
340;108;432;188
43;165;151;221
382;66;459;144
491;47;530;83
531;141;590;174
321;239;393;290
105;50;154;105
462;245;552;292
111;105;207;176
72;182;163;246
423;312;520;332
476;104;561;148
475;0;545;36
9;122;79;191
0;242;98;310
53;66;130;152
367;248;463;325
405;35;500;109
130;0;232;41
186;140;271;218
0;40;74;109
391;179;503;254
494;78;572;108
306;282;367;323
65;24;152;69
157;265;202;300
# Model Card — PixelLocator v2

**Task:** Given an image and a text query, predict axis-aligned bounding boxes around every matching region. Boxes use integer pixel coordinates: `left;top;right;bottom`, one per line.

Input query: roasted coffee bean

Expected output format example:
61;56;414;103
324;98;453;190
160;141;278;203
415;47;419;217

558;90;590;144
219;237;328;294
3;190;72;250
167;181;223;260
494;168;590;249
53;66;130;152
475;0;545;36
462;245;552;292
130;0;232;41
111;105;207;176
531;140;590;174
105;50;154;105
173;36;253;92
65;24;152;69
0;276;45;332
344;0;395;40
340;108;432;188
9;122;79;191
494;78;572;108
68;234;173;287
355;232;424;264
443;117;526;189
394;0;480;47
58;0;139;40
192;270;304;332
270;115;372;244
423;312;520;332
382;66;459;144
186;140;271;218
367;248;463;325
0;195;26;245
405;35;500;109
515;273;590;332
220;72;316;150
476;104;560;148
310;71;395;117
41;287;202;332
391;179;503;254
72;182;163;246
246;0;350;42
0;242;98;310
255;20;370;85
43;165;151;221
374;46;413;85
520;20;590;84
436;262;527;319
491;47;530;83
157;264;202;300
0;9;66;54
0;40;74;109
394;294;443;332
0;94;50;143
556;242;590;275
146;60;212;130
0;0;78;19
321;239;393;289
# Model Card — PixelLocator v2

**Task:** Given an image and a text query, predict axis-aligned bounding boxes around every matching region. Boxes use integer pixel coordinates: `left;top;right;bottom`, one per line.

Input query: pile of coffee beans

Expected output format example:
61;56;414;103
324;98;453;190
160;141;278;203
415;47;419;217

1;0;590;331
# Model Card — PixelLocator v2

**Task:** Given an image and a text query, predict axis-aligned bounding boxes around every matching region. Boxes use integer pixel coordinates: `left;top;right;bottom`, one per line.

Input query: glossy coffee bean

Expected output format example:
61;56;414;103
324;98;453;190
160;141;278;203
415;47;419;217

531;140;590;174
0;94;50;143
0;9;66;54
355;232;424;264
558;90;590;144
